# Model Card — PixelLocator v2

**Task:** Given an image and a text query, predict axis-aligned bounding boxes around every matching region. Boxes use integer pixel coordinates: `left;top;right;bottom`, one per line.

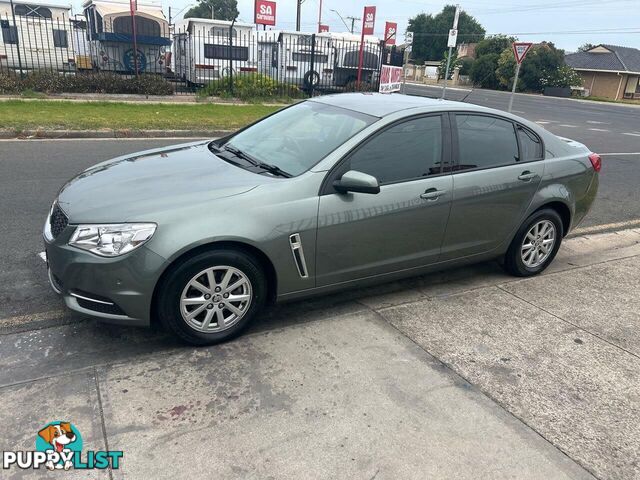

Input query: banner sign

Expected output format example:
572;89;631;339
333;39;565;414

379;65;403;93
319;24;329;33
384;22;397;45
513;42;533;64
362;6;376;36
255;0;276;26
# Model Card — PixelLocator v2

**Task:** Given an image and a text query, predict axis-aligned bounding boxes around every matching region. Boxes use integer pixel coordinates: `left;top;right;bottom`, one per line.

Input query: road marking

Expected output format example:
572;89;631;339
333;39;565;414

558;124;578;128
513;110;525;114
586;121;610;125
622;132;640;137
588;128;609;132
572;219;640;236
536;119;558;123
600;152;640;156
38;251;47;262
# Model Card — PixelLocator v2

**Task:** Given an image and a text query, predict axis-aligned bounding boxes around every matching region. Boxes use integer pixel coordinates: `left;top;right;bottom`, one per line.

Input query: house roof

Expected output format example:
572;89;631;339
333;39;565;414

565;44;640;74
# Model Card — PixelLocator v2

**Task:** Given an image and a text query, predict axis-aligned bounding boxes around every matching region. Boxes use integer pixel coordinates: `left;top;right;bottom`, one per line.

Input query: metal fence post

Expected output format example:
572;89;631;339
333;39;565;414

229;19;235;96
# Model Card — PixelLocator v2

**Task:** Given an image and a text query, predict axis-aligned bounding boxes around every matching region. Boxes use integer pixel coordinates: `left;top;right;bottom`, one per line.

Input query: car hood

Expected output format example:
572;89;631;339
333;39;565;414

57;141;274;223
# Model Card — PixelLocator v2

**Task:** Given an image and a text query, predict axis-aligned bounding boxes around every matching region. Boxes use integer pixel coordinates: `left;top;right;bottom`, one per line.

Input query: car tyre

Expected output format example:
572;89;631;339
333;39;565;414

157;249;266;346
504;209;564;277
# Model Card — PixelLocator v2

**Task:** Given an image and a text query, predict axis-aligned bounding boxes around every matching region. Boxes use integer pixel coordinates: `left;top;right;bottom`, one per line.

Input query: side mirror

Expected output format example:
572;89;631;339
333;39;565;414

333;170;380;195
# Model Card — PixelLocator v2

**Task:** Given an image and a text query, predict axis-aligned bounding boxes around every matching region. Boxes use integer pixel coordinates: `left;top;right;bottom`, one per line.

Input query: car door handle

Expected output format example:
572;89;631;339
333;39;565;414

518;171;537;182
420;188;446;201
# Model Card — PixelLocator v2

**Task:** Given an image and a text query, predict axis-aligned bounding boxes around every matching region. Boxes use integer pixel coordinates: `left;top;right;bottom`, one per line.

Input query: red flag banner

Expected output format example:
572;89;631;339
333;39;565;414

362;6;376;36
384;22;397;45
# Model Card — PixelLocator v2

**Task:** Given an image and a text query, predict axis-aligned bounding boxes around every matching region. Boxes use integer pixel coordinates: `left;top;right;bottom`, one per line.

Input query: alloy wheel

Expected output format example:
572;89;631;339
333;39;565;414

521;220;556;268
179;266;252;333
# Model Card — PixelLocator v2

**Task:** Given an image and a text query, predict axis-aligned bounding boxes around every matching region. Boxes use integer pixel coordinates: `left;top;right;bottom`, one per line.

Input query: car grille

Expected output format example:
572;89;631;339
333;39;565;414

49;203;68;239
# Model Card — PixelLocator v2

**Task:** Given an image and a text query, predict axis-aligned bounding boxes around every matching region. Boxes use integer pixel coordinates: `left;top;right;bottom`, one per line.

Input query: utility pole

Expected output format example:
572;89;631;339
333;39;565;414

317;0;322;33
346;16;360;34
296;0;302;31
211;5;215;19
441;4;460;99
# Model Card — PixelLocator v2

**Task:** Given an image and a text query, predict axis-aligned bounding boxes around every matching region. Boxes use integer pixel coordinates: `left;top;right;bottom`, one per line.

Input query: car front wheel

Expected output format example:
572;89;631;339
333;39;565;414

157;249;266;345
504;209;564;277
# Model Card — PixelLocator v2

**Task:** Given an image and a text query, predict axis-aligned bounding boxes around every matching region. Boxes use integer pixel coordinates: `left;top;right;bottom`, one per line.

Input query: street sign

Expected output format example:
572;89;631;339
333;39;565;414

362;6;376;36
447;28;458;48
384;22;397;45
513;42;533;64
405;31;413;45
319;24;329;33
254;0;276;26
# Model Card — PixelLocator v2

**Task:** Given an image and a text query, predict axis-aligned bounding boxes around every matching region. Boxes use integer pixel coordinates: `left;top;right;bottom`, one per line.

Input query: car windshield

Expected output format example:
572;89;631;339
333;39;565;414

222;101;377;177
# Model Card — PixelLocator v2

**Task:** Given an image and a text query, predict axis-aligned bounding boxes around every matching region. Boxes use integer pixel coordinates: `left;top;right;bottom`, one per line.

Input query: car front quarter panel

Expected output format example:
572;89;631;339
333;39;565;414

143;174;324;297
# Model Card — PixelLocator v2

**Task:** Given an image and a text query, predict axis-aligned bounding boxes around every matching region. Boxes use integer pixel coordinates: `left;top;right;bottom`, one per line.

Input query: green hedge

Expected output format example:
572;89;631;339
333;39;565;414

0;71;174;95
197;73;304;101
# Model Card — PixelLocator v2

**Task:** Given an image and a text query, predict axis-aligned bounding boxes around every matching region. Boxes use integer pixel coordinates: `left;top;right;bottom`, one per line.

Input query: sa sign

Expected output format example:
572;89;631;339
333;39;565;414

254;0;276;26
362;6;376;36
384;22;397;45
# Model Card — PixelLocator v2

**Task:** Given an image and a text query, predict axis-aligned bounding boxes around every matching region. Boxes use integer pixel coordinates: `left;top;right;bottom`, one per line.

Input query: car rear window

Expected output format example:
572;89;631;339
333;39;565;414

455;114;519;171
517;126;544;161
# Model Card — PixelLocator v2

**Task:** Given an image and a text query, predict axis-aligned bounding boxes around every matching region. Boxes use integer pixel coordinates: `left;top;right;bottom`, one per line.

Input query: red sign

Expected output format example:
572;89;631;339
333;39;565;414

255;0;276;26
513;42;533;64
319;24;329;33
379;65;403;93
384;22;397;45
362;6;376;36
129;0;137;15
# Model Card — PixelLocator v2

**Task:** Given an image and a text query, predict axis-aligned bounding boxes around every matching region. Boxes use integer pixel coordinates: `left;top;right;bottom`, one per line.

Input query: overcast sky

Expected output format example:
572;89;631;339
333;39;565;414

67;0;640;52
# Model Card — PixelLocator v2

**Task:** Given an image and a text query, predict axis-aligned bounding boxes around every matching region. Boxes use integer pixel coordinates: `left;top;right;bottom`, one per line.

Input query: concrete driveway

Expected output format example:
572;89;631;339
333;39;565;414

1;229;638;479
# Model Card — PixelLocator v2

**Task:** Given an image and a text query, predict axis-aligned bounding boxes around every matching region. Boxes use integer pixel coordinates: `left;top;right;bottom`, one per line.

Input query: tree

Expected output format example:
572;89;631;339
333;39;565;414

475;35;515;57
184;0;239;21
438;50;462;79
496;42;566;93
407;5;485;62
469;53;500;89
577;43;596;52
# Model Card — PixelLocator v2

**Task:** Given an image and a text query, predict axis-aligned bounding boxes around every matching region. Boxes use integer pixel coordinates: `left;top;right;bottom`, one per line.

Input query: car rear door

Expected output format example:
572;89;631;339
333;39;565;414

440;112;545;260
315;114;453;287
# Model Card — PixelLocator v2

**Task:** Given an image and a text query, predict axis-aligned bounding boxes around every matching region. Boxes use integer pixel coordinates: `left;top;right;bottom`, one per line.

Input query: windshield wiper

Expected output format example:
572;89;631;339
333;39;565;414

224;145;292;178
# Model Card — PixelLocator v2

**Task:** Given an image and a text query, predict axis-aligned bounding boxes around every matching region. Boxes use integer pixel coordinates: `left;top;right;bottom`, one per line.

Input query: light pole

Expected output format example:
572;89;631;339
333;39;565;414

329;9;351;32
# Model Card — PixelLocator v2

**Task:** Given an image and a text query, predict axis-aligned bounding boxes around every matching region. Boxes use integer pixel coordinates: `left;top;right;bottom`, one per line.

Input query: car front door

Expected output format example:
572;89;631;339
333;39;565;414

315;114;453;287
440;113;545;260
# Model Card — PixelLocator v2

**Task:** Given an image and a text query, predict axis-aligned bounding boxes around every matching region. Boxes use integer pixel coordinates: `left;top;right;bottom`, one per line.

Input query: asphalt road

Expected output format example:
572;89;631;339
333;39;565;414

1;90;639;320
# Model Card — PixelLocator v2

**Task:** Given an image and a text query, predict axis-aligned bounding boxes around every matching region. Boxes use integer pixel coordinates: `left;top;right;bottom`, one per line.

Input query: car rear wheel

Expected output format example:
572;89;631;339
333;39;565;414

504;209;564;277
157;249;266;345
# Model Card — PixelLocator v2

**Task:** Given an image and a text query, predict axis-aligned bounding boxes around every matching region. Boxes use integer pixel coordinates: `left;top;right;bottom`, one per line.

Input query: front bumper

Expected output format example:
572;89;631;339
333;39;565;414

44;224;167;327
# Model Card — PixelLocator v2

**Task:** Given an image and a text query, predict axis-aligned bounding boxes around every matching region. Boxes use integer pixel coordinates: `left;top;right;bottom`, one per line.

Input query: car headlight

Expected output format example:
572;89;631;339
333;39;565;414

69;223;156;257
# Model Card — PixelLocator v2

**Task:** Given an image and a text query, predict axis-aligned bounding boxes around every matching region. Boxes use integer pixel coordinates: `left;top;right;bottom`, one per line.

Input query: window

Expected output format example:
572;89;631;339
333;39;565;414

204;44;249;61
14;4;52;18
517;126;543;161
113;16;161;37
455;114;518;171
52;29;68;48
292;52;329;63
224;101;376;177
1;21;18;45
349;116;443;184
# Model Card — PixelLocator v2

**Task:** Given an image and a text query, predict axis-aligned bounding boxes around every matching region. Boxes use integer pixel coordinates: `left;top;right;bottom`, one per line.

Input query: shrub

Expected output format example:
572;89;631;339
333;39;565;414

540;65;583;89
469;53;501;89
197;73;304;101
0;71;174;95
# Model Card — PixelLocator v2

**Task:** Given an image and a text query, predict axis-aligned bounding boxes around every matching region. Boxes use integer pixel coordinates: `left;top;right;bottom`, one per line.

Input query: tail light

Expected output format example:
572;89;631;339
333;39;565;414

588;153;602;172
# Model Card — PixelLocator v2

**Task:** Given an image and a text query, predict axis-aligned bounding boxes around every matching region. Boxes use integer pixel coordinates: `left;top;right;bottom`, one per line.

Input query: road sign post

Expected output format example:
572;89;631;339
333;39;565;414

441;5;460;99
401;31;413;94
508;42;533;112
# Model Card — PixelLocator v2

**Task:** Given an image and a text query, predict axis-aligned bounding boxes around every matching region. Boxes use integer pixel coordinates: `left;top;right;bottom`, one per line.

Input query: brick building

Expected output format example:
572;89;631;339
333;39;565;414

565;44;640;100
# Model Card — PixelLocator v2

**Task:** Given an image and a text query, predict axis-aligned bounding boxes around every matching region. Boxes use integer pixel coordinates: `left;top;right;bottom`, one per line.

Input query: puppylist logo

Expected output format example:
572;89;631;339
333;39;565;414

2;421;123;471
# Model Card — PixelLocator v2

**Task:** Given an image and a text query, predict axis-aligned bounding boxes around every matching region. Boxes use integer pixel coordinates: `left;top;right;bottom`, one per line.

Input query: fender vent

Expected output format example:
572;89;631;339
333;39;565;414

289;233;309;278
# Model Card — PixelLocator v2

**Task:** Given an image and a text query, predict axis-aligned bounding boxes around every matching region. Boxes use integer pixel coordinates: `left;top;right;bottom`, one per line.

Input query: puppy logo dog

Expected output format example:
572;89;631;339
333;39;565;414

37;422;78;470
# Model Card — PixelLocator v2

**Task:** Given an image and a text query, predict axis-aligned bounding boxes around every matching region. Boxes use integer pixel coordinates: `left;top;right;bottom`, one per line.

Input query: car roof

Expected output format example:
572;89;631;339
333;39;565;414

310;92;474;118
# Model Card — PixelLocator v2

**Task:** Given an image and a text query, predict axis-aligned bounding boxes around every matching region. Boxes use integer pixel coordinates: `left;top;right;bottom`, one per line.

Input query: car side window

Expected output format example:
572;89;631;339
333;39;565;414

517;125;543;161
348;116;443;184
455;114;519;171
